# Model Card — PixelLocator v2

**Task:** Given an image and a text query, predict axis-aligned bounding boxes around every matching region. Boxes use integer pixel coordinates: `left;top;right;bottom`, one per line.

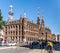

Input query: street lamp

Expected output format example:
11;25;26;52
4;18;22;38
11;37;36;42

45;32;47;45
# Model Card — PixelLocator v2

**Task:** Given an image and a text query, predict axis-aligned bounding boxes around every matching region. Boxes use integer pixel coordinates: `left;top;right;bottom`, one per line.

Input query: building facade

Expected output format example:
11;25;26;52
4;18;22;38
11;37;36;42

56;35;60;42
4;5;56;44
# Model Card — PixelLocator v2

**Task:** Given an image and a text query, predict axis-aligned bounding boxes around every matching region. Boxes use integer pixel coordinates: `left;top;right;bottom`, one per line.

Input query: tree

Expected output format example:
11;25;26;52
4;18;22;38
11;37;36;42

0;9;5;29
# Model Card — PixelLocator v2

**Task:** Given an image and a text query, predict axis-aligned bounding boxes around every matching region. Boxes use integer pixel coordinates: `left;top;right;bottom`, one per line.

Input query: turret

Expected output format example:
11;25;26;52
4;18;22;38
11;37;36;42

8;5;14;21
23;11;27;25
37;8;40;29
20;15;23;23
41;15;45;28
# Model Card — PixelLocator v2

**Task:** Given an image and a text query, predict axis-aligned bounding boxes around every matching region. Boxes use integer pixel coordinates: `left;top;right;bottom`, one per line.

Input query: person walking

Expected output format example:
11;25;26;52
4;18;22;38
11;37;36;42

47;41;53;53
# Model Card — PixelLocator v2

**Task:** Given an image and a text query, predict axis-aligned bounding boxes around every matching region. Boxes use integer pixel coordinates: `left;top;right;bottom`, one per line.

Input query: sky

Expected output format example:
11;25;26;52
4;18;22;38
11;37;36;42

0;0;60;35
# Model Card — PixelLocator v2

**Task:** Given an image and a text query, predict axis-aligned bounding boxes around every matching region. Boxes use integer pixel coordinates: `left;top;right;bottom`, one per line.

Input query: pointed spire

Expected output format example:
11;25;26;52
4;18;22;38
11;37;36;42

38;7;40;18
41;15;45;28
20;14;22;23
24;11;26;18
42;12;44;21
37;7;40;25
42;15;44;23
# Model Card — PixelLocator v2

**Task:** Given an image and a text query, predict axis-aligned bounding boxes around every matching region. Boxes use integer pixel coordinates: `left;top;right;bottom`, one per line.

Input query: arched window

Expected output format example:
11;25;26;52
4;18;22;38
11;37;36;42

42;33;44;35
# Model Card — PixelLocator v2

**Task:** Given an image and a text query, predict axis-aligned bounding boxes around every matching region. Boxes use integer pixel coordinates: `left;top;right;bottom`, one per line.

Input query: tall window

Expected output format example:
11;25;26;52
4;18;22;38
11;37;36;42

42;33;44;35
16;31;17;35
19;25;20;29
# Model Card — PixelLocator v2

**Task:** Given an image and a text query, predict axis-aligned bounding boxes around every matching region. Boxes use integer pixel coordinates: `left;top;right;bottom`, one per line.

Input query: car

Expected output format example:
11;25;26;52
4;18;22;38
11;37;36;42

29;42;40;49
8;42;12;46
11;43;16;46
7;42;16;46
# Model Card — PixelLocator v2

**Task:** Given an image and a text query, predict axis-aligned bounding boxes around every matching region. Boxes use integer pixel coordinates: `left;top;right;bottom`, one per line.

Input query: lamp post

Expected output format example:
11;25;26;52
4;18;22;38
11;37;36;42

45;32;47;45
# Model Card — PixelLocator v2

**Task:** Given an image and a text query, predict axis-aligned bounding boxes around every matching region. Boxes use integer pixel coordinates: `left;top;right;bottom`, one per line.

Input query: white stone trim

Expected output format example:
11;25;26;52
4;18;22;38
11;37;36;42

24;29;38;33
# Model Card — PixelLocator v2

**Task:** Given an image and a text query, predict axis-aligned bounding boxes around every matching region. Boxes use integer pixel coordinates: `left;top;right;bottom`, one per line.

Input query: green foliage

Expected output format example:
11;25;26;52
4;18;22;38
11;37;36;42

0;9;3;21
0;22;3;29
0;9;5;29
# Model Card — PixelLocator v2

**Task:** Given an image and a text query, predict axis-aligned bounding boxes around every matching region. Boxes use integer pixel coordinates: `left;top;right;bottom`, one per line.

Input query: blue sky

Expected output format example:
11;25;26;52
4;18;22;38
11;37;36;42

0;0;60;35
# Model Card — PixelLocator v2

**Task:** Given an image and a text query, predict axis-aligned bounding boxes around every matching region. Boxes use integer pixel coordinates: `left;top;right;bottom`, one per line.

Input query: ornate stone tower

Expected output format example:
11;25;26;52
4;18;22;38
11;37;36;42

39;15;45;40
8;5;14;21
22;12;27;42
20;15;23;42
41;15;45;28
37;9;40;29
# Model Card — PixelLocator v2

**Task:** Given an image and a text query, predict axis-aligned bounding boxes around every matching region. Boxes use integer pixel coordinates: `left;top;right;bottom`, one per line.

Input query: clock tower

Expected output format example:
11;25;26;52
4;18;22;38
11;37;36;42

8;5;14;21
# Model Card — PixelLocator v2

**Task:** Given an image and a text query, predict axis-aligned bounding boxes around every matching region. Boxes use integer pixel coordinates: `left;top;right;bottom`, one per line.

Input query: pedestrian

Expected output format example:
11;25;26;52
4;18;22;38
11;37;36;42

47;41;53;53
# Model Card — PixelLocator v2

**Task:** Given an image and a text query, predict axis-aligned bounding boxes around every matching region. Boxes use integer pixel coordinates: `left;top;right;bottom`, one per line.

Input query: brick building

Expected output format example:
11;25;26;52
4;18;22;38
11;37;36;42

4;5;56;44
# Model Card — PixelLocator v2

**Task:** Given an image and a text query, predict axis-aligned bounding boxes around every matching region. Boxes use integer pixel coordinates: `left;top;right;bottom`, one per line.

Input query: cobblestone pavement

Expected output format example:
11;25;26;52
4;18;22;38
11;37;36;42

0;46;60;53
